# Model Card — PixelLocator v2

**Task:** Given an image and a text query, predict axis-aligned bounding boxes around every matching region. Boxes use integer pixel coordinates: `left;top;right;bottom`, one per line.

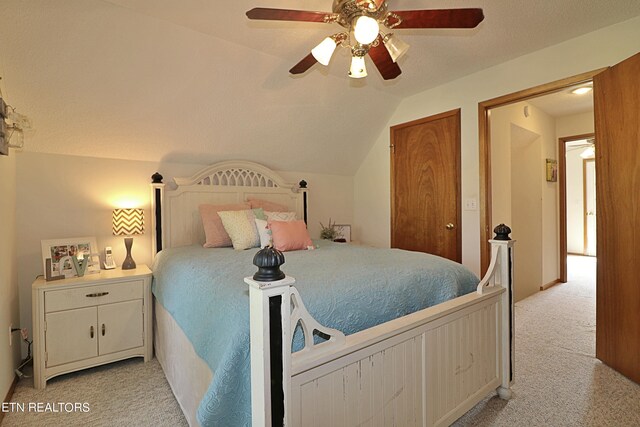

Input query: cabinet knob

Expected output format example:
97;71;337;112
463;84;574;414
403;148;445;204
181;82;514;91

446;223;455;230
102;324;106;336
90;326;94;339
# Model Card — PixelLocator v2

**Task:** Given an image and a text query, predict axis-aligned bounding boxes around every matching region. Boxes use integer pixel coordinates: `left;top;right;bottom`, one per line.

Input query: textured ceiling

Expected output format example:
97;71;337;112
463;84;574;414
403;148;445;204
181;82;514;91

528;84;594;118
0;0;639;174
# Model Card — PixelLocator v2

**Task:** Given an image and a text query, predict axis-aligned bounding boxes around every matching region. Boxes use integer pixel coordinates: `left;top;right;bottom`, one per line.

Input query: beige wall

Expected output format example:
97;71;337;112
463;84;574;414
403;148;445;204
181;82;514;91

0;153;20;399
490;102;557;300
354;16;640;277
15;152;353;349
511;128;543;301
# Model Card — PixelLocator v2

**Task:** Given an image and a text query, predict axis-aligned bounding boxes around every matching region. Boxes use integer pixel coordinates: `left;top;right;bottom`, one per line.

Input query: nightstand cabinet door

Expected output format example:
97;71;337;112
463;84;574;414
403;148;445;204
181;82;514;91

98;300;143;355
45;307;98;367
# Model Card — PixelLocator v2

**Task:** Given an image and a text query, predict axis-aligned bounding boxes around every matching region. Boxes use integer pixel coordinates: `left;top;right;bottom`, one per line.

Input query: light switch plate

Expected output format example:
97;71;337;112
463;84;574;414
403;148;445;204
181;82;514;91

464;198;478;211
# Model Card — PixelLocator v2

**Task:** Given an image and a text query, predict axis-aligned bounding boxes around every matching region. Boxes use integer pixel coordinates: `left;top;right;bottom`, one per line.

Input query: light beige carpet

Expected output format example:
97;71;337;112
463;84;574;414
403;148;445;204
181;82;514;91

4;256;639;426
2;358;187;427
455;255;640;426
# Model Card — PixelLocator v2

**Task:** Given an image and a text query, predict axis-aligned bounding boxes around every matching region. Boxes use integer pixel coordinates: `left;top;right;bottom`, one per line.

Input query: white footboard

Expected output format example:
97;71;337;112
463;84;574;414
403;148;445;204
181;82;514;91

246;226;515;427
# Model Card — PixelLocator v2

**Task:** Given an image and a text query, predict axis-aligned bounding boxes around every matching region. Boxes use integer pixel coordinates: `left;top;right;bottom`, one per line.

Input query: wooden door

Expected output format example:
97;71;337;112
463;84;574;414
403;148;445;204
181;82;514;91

391;109;461;262
594;52;640;384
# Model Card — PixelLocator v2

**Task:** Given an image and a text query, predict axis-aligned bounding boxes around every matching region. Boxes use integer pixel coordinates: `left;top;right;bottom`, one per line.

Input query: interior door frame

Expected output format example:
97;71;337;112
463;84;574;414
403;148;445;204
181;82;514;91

558;133;595;282
390;108;462;262
478;69;606;275
583;158;596;255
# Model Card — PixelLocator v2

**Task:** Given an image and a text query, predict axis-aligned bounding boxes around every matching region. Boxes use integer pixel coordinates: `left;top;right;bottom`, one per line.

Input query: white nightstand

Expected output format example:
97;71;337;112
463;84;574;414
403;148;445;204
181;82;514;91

32;265;153;389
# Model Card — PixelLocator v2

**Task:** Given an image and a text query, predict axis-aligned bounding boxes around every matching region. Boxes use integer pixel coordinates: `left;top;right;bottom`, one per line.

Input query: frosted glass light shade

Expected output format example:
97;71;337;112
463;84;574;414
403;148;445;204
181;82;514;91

353;16;379;45
383;34;410;63
348;56;367;79
311;37;338;66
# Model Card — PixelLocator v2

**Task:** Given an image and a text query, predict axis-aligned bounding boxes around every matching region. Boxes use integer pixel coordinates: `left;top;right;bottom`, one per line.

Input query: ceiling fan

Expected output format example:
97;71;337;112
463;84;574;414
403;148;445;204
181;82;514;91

246;0;484;80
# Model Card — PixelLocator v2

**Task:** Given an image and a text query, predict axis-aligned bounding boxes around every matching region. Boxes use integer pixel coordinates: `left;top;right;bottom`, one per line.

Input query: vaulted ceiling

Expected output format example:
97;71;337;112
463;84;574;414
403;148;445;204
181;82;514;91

1;0;639;174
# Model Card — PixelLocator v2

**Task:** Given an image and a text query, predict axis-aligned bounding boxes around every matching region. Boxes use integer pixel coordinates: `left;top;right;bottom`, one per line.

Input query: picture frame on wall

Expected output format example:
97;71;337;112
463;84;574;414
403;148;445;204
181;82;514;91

334;224;352;242
41;237;100;279
546;159;558;182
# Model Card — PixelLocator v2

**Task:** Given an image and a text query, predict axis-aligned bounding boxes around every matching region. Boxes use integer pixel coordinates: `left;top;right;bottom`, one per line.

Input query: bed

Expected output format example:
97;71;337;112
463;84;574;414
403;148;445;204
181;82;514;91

149;161;515;427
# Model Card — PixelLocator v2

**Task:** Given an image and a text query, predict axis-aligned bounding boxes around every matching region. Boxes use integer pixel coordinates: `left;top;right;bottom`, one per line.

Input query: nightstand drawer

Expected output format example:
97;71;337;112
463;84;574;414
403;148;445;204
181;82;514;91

45;280;143;313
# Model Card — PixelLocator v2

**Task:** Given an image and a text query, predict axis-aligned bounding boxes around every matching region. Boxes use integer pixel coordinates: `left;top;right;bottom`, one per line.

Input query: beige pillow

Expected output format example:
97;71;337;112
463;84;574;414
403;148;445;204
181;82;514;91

265;211;296;222
218;210;260;250
199;203;250;248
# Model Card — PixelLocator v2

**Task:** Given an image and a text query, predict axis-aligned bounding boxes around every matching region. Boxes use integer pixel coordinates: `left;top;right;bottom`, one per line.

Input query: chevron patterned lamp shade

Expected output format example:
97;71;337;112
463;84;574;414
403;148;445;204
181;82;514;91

112;208;144;236
112;208;144;270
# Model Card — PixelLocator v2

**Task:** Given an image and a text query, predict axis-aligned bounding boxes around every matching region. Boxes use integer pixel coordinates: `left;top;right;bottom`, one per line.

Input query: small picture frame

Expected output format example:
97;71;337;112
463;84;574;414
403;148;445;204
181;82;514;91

334;224;351;242
546;159;558;182
41;237;100;279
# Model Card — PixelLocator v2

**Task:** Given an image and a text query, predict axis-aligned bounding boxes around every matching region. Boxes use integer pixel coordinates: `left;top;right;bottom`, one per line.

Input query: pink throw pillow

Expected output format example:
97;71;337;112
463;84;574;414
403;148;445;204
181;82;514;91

248;198;289;213
200;203;250;248
269;220;313;252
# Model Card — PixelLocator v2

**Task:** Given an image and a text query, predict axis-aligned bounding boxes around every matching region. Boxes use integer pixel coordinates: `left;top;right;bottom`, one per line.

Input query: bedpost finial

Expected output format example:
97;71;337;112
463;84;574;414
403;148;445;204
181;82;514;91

252;246;286;282
152;172;164;184
493;224;512;241
299;180;307;189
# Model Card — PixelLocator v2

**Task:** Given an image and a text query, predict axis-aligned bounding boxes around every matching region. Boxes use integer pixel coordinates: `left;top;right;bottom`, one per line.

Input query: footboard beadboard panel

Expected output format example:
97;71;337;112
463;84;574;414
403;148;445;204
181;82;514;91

426;301;499;426
294;334;424;427
290;299;501;427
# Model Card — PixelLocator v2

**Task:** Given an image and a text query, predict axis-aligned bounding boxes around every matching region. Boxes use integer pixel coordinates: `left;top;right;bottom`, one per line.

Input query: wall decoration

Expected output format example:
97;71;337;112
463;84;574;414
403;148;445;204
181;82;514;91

334;224;351;242
546;159;558;182
41;237;100;278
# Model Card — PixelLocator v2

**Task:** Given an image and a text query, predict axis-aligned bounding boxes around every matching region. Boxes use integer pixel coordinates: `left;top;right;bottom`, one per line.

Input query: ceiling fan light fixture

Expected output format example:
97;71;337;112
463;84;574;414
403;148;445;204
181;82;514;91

383;33;410;63
348;55;367;79
353;16;380;45
311;37;338;66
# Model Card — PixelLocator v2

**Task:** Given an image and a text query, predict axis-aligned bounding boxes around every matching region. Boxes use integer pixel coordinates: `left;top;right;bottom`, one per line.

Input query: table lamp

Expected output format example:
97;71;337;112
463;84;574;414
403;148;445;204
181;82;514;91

112;208;144;270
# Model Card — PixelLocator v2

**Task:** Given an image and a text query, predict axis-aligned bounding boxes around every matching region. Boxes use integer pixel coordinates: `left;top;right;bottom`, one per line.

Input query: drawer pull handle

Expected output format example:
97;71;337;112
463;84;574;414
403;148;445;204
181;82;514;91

102;324;106;336
86;292;109;298
90;326;94;339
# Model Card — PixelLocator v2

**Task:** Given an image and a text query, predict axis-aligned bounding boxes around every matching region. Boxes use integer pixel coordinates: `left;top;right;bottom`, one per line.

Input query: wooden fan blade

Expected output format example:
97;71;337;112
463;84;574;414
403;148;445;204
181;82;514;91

391;8;484;29
290;53;318;75
368;36;402;80
246;8;332;23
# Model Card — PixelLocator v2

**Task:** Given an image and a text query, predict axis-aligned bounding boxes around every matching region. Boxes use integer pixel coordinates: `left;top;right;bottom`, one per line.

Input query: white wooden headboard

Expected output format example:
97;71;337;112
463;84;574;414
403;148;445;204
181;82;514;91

150;160;308;255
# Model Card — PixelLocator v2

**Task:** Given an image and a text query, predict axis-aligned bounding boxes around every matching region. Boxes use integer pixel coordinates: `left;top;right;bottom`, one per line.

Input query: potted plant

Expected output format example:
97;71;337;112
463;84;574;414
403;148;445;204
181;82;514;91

319;219;338;240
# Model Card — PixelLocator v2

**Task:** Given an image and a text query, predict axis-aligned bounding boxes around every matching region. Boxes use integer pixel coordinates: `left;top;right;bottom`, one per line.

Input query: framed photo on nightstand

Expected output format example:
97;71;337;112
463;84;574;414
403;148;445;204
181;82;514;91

41;237;100;279
334;224;351;242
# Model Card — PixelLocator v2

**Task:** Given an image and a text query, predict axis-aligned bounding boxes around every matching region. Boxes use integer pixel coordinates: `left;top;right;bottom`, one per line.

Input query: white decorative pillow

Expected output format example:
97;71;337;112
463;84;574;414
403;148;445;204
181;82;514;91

217;210;260;250
254;218;272;249
265;211;296;222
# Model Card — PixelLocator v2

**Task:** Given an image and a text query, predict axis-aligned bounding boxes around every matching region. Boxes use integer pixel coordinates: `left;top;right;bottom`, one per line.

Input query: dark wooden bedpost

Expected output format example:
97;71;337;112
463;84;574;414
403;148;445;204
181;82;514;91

299;180;308;225
151;172;165;257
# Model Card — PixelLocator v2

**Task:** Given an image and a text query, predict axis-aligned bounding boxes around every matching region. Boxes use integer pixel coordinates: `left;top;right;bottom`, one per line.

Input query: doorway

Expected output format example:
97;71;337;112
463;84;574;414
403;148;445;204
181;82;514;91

559;134;596;282
478;70;604;275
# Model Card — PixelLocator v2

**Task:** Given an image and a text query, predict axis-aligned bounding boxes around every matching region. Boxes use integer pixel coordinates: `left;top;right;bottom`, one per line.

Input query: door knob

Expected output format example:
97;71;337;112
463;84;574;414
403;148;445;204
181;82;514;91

446;223;455;230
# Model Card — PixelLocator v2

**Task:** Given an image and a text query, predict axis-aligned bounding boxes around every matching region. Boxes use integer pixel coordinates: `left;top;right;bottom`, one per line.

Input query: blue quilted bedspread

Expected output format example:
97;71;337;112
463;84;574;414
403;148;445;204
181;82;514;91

152;240;478;427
